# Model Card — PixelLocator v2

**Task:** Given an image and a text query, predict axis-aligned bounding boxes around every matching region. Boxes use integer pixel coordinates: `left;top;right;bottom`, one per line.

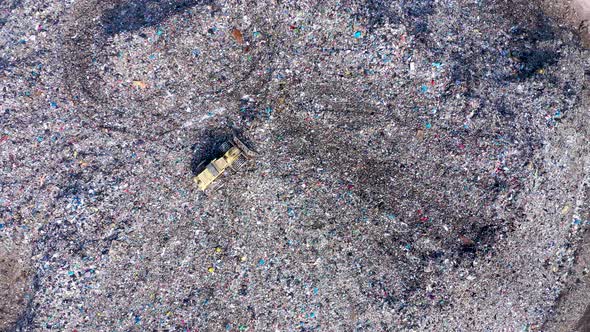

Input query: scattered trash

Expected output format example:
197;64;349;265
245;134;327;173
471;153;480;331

2;0;588;331
416;129;425;140
132;80;147;89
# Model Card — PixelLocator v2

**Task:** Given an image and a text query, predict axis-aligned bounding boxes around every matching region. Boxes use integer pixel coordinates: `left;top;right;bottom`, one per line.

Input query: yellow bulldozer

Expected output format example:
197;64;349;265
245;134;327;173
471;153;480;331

194;136;256;191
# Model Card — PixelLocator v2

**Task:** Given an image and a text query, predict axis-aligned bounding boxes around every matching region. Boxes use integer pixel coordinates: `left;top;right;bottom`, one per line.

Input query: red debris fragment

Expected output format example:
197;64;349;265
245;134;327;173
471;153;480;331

231;28;244;44
459;235;475;246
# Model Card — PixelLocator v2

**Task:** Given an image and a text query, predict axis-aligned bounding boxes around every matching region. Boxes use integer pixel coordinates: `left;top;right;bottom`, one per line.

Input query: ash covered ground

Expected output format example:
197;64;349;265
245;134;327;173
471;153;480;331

1;0;590;331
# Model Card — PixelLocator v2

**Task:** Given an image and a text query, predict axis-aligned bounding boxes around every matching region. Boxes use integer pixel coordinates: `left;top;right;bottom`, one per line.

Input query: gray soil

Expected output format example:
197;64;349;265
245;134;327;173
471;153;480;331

537;2;590;331
0;239;32;331
1;0;590;331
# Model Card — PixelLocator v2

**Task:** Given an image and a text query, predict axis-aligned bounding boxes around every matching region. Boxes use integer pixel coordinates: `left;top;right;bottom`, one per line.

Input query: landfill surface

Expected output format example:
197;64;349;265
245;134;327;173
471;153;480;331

1;0;590;331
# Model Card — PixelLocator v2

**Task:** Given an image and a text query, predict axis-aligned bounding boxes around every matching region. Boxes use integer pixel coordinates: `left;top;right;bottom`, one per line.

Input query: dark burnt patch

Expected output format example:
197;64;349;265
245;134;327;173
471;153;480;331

510;49;559;80
101;0;211;36
354;0;401;30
